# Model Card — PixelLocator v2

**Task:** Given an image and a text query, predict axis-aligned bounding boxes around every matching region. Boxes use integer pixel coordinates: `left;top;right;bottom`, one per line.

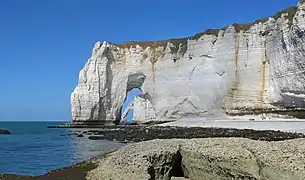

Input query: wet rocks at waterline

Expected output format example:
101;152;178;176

0;129;10;134
82;125;305;143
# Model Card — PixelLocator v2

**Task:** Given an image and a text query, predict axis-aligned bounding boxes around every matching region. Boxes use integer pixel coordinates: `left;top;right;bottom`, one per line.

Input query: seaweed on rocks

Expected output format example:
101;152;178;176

87;126;305;143
0;150;123;180
0;161;97;180
0;129;10;134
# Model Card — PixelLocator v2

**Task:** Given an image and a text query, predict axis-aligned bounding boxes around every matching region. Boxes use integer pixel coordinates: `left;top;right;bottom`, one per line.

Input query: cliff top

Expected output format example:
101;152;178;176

113;5;298;51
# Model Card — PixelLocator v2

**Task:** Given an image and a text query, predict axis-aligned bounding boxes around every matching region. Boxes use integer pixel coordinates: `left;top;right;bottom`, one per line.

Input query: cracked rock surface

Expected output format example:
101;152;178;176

86;138;305;180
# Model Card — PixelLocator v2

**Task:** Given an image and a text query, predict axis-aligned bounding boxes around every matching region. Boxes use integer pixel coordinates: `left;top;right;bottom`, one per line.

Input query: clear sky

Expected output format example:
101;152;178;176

0;0;299;121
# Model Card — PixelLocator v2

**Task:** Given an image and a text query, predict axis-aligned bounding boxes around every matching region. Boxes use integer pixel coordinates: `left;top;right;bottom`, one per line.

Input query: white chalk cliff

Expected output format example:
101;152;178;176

71;1;305;123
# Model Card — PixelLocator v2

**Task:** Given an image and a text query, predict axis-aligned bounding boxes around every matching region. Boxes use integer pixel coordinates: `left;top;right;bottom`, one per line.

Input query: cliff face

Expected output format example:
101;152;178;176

71;1;305;122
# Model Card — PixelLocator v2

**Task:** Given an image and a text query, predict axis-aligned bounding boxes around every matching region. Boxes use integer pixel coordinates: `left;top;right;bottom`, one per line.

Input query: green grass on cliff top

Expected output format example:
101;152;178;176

115;5;298;50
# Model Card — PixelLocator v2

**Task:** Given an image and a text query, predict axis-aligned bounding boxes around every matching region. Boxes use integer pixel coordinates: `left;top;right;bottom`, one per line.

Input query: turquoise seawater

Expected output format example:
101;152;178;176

0;121;123;176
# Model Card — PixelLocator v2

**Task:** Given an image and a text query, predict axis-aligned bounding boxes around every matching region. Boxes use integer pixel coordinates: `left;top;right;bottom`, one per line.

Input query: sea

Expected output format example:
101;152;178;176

0;121;124;176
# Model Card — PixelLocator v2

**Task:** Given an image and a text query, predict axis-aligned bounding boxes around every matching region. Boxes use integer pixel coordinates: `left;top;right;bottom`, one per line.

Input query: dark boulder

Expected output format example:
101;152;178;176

0;129;10;134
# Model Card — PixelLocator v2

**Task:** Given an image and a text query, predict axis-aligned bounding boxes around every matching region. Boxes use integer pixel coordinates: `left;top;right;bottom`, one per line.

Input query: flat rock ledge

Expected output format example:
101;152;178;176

87;138;305;180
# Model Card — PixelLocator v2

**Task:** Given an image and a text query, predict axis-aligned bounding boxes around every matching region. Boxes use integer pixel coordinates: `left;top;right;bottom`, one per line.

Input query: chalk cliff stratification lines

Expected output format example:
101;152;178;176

71;1;305;123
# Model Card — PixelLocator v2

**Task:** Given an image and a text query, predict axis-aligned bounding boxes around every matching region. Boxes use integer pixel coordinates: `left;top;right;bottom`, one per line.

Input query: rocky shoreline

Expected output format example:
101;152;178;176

0;155;100;180
1;125;305;180
83;125;305;143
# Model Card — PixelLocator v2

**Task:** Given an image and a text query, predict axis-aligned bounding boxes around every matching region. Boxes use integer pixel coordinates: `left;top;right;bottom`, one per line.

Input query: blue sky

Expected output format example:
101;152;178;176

0;0;299;121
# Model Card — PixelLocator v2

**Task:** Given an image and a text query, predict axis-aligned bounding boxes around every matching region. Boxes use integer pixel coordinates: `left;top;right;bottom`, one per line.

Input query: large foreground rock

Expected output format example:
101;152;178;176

71;1;305;123
86;138;305;180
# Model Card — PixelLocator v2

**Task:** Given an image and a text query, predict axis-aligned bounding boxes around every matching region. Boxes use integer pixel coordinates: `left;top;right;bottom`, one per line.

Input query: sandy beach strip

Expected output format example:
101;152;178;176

157;116;305;134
